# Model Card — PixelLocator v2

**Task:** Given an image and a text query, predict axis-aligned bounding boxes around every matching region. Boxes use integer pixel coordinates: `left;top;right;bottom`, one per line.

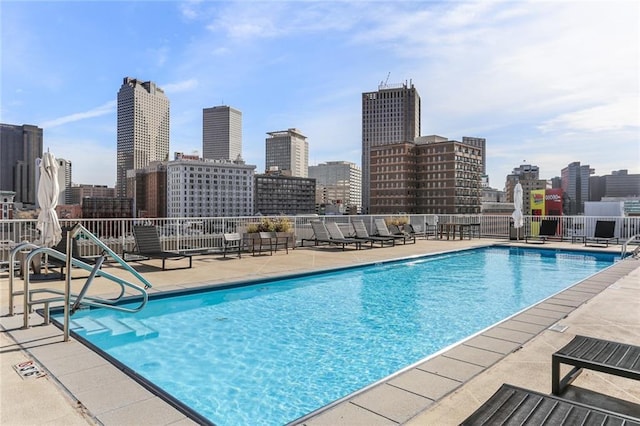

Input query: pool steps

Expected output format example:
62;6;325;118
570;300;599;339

70;316;158;339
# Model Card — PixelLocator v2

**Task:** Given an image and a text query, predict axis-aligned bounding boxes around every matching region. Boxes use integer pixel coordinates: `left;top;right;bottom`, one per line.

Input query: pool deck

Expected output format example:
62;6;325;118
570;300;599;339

1;238;638;425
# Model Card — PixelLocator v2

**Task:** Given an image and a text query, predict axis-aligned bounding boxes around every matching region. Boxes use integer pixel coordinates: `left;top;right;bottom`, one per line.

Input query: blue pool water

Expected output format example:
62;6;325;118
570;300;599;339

55;246;617;425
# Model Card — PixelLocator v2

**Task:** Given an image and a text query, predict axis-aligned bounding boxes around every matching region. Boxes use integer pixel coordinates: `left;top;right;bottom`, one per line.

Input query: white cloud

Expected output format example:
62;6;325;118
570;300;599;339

206;2;361;40
179;0;204;20
162;78;199;93
48;137;116;186
40;101;116;128
539;97;640;134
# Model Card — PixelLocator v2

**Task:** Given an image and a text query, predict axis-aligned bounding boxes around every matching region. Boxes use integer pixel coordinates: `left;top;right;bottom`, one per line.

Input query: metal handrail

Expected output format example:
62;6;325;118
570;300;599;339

9;224;153;340
8;242;41;316
621;234;640;259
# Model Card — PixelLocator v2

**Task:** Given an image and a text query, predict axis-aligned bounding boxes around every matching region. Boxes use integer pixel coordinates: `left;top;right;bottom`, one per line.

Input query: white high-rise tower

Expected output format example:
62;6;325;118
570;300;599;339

116;77;170;197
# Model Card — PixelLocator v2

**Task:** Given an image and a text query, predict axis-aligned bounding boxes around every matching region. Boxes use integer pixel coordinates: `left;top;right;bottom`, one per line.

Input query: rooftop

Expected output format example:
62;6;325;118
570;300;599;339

1;238;638;425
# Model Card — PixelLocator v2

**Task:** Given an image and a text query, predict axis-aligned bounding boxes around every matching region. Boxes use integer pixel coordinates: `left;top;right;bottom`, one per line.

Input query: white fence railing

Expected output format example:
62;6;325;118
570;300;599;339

2;214;639;260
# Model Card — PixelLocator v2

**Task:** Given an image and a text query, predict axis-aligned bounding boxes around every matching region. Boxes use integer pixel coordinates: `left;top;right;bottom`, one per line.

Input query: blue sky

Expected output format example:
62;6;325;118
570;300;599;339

2;0;639;190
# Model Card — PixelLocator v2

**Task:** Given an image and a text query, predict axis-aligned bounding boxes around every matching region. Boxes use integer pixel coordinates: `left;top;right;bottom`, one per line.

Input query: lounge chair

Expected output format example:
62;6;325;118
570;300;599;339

583;220;618;247
301;221;361;250
403;223;428;240
125;225;192;270
388;223;416;243
352;220;395;247
525;219;560;244
373;219;412;244
325;221;370;249
552;335;640;395
461;383;640;425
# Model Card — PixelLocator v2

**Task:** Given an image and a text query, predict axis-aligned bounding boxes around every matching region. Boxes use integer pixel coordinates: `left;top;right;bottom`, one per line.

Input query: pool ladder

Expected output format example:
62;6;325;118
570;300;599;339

7;223;153;341
621;234;640;259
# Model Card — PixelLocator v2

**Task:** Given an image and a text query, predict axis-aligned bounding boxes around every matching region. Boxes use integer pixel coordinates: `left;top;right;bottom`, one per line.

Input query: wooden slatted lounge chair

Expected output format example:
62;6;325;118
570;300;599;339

461;383;640;425
325;222;369;249
525;219;560;244
301;221;361;250
373;219;412;244
552;335;640;395
125;225;192;270
583;220;619;247
222;233;243;258
352;220;395;247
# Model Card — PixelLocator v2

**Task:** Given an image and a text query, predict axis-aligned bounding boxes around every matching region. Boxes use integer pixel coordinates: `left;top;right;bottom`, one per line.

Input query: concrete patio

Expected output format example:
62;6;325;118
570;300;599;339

1;238;638;425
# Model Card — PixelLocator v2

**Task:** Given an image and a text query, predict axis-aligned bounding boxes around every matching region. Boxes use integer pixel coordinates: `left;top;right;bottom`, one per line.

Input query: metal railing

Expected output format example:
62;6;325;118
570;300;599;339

7;224;152;341
621;234;640;259
2;215;640;259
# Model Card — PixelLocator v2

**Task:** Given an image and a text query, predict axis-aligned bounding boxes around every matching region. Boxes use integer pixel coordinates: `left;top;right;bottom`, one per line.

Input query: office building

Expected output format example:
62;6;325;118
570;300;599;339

561;161;594;215
589;170;640;201
414;136;482;214
369;135;483;214
308;161;362;214
166;155;255;218
504;164;546;216
126;161;167;218
265;129;308;177
0;123;43;205
70;184;116;205
56;158;72;205
116;77;170;197
203;106;242;161
82;198;133;219
254;170;316;215
462;137;487;175
1;191;15;220
361;81;420;213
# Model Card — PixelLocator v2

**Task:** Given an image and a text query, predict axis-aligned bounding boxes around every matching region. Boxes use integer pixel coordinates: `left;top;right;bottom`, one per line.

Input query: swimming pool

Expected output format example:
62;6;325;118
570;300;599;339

54;246;617;425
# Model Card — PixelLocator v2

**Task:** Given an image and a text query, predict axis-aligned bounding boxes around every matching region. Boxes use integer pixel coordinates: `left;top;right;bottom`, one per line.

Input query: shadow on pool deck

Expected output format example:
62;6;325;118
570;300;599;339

1;239;638;425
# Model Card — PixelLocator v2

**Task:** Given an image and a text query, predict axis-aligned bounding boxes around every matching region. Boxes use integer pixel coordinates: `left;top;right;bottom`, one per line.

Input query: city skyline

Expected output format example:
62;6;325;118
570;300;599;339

1;1;638;189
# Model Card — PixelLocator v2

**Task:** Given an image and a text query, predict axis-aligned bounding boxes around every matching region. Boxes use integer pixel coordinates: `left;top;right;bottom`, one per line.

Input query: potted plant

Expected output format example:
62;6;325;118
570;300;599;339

243;218;277;251
385;216;408;227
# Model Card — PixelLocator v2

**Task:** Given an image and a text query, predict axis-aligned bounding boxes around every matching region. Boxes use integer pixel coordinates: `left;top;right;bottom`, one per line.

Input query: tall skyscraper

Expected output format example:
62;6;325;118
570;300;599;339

56;158;72;205
116;77;170;197
0;123;43;205
561;161;594;215
265;128;309;177
361;81;420;213
203;106;242;161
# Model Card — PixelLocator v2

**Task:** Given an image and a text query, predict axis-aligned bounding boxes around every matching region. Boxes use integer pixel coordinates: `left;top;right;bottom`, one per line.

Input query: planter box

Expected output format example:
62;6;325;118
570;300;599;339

242;232;294;253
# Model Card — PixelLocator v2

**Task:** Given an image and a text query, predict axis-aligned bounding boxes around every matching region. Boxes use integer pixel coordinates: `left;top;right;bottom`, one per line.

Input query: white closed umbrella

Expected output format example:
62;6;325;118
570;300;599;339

36;151;62;248
511;182;524;240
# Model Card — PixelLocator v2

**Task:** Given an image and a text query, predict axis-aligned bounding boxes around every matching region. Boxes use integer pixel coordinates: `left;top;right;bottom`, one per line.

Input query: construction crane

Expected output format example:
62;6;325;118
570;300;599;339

379;72;391;90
